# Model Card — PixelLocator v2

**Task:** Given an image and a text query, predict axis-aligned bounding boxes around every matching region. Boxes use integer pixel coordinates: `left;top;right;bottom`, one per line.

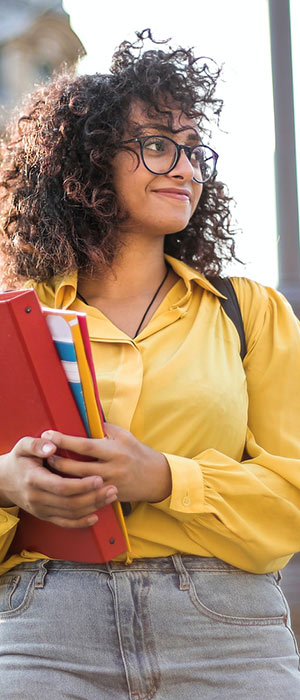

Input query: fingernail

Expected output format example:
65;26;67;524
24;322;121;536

105;491;118;505
41;443;53;454
42;431;53;439
93;476;103;488
87;515;98;526
105;495;118;505
105;487;117;499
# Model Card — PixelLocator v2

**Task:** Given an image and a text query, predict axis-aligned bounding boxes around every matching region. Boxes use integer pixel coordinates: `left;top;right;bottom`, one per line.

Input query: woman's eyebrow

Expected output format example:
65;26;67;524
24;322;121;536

130;122;171;135
184;132;201;144
131;123;201;142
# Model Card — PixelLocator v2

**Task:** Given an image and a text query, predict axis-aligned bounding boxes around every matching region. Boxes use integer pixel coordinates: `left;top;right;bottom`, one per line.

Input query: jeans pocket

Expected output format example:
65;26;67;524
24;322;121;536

187;569;287;626
0;571;36;617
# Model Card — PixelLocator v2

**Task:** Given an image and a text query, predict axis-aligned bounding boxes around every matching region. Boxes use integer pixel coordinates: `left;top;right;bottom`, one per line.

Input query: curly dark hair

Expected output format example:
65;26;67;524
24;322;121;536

0;29;239;285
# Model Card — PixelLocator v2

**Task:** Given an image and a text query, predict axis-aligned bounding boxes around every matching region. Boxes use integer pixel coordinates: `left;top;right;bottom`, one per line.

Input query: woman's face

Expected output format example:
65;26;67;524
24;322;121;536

112;101;203;240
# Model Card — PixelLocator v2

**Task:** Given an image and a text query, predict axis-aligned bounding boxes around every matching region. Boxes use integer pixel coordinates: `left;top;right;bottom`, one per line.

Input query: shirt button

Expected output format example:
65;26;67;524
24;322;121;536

183;496;191;506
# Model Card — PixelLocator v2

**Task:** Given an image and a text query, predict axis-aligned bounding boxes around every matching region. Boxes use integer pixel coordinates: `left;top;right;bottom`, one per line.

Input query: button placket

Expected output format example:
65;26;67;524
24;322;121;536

105;342;144;431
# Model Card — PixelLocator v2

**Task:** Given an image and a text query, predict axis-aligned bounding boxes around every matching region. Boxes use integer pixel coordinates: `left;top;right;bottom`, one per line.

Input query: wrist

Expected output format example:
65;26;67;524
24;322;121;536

0;493;15;507
0;483;15;507
147;452;172;503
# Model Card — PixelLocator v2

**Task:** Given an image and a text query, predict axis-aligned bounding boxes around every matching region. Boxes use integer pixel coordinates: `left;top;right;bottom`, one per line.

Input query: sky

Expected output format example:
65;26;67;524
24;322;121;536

63;0;300;287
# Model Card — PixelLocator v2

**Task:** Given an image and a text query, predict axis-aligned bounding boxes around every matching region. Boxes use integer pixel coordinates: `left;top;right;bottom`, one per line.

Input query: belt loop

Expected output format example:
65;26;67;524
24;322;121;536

34;560;49;589
171;554;190;591
105;562;113;576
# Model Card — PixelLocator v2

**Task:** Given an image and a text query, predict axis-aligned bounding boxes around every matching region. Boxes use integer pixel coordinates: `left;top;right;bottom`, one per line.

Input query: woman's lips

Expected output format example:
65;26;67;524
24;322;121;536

152;189;191;201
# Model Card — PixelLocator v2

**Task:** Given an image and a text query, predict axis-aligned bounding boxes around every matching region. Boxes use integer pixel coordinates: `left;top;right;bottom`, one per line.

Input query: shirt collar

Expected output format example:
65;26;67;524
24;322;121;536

30;256;225;310
27;271;79;310
165;255;226;299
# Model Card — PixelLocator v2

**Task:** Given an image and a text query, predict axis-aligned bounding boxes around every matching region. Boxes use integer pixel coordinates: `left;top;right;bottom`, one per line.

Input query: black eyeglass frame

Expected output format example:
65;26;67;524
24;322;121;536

120;135;219;184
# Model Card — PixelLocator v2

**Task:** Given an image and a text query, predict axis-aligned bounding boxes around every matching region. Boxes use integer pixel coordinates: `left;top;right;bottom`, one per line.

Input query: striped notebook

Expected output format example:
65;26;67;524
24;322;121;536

43;308;106;439
44;312;90;435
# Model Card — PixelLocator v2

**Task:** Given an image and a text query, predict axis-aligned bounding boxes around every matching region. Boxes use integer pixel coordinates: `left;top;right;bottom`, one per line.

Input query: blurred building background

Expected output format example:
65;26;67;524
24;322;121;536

0;0;85;128
0;0;299;645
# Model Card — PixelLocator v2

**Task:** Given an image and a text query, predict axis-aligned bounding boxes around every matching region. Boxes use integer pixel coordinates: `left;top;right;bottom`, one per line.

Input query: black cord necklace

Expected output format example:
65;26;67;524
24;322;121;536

76;263;170;338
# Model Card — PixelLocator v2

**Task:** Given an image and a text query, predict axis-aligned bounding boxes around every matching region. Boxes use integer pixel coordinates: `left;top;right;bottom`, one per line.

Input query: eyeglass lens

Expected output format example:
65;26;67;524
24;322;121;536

141;136;216;183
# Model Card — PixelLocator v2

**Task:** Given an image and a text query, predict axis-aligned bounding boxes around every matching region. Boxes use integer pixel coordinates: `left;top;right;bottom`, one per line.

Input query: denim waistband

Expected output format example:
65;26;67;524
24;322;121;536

8;555;256;576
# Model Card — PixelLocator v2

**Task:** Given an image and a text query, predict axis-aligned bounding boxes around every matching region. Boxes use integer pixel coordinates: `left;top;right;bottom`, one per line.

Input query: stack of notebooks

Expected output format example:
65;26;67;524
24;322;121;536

0;288;129;562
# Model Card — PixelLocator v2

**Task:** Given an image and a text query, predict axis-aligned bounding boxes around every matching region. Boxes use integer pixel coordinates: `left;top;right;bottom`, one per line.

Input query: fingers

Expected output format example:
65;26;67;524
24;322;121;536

30;482;118;524
45;514;100;529
41;427;126;460
46;454;109;479
38;488;118;528
23;463;103;498
19;463;118;528
38;481;118;511
14;435;57;459
13;436;112;496
4;435;119;529
42;430;112;459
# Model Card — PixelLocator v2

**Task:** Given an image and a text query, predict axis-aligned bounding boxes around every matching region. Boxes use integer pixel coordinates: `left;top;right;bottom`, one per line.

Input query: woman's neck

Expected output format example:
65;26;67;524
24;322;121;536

78;238;168;304
76;238;179;337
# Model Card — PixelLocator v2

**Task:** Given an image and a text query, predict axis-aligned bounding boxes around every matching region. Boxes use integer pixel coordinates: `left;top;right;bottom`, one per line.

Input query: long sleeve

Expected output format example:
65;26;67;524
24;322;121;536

152;279;300;573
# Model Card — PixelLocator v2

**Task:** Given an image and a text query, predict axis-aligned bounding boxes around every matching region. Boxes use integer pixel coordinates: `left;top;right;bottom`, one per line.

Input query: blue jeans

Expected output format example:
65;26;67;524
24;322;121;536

0;555;299;699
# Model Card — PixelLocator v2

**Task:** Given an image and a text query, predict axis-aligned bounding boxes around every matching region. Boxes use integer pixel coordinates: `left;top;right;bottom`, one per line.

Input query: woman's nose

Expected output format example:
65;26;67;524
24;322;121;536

168;148;195;180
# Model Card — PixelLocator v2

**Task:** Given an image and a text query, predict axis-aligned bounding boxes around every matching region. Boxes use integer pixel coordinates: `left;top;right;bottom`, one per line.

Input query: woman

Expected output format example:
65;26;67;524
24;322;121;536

0;29;300;699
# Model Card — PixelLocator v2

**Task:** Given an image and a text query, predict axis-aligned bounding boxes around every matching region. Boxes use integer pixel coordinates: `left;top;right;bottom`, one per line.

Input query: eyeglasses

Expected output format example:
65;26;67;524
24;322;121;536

120;135;219;183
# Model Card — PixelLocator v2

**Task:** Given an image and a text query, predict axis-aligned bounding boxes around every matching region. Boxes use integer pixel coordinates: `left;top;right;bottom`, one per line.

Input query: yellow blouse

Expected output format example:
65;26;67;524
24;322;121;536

1;255;300;575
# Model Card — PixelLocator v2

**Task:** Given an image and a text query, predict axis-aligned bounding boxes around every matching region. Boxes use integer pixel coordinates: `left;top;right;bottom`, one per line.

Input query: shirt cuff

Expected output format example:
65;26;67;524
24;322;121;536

0;506;19;517
0;507;20;560
150;453;205;520
0;506;20;530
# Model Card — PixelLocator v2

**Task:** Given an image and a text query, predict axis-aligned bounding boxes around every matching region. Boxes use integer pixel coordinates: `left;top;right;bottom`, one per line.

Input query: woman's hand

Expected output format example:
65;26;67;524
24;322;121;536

42;423;172;504
0;436;119;528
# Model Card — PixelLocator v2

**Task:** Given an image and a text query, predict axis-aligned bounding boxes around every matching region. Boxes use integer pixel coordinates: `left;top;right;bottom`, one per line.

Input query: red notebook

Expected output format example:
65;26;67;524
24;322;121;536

0;288;128;563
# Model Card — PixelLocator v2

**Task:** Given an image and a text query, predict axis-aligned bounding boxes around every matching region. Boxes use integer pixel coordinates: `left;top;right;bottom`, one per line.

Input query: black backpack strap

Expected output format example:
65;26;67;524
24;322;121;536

207;277;247;361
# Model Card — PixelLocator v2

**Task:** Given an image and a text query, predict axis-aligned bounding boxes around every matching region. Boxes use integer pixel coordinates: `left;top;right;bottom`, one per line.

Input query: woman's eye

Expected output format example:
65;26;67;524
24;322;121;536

144;139;165;153
191;149;203;165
